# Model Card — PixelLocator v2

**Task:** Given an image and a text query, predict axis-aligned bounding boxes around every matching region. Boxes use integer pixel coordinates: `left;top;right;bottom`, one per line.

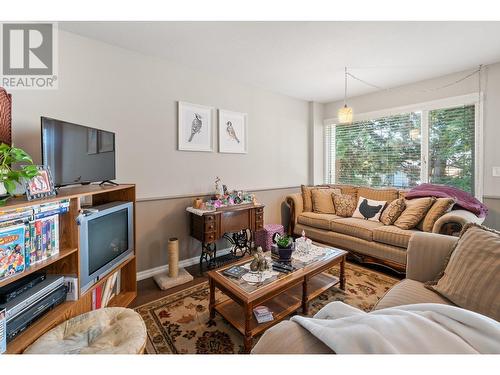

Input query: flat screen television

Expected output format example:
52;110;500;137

41;117;116;187
79;201;134;293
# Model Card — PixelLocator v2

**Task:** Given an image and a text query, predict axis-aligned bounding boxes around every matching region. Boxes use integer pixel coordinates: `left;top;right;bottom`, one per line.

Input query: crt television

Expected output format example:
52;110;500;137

79;201;134;293
41;117;116;187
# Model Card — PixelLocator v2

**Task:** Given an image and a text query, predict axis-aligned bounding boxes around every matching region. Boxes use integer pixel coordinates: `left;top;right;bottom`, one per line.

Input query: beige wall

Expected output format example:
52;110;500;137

323;62;500;228
9;30;309;272
136;187;298;272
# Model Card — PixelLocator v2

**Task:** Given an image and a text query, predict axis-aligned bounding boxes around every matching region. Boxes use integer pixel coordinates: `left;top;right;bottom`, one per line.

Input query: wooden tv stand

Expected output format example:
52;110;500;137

1;184;137;354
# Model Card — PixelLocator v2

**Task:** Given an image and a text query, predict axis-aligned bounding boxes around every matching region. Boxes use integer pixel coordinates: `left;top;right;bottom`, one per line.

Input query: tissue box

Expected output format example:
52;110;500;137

255;224;284;251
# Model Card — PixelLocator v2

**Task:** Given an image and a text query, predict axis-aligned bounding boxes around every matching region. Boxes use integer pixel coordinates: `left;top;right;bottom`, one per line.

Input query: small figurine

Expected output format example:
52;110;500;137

250;246;269;272
215;177;224;198
223;184;229;196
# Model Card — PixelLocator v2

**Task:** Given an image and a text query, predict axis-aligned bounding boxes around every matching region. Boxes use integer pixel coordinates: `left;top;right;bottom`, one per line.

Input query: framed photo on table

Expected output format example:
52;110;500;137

178;101;214;152
25;166;57;201
218;109;247;154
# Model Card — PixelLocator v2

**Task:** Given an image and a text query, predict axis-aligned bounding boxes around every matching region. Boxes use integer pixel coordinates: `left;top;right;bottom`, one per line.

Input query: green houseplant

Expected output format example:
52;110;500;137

0;143;39;204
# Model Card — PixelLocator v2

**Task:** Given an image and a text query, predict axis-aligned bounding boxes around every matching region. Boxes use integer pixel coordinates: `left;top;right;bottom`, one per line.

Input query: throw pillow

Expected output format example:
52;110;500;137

332;193;357;217
421;197;456;232
380;198;406;225
426;224;500;321
352;196;386;221
311;188;341;214
393;197;435;230
301;185;328;212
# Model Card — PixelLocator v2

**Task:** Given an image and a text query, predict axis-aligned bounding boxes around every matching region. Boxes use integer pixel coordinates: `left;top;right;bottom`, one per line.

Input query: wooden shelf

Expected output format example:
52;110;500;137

107;291;137;308
2;184;137;354
81;255;135;297
2;184;135;210
0;247;78;288
6;301;76;354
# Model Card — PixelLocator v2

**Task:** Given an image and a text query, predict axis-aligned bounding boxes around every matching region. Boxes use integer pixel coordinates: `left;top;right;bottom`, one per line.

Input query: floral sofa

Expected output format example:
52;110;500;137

286;185;483;272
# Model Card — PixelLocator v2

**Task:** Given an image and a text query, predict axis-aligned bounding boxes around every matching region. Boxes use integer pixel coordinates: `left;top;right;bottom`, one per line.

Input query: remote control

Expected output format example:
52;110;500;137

272;262;294;272
272;265;291;274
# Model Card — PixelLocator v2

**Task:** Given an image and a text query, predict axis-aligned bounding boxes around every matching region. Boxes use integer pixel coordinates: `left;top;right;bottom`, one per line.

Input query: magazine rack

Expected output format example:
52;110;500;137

0;184;137;354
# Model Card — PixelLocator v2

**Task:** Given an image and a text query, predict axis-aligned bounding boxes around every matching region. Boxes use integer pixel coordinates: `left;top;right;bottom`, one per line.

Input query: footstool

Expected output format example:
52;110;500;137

23;307;147;354
255;224;284;251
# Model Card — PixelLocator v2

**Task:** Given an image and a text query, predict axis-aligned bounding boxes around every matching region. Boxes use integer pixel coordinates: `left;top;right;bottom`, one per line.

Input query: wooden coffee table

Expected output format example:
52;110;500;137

207;246;347;353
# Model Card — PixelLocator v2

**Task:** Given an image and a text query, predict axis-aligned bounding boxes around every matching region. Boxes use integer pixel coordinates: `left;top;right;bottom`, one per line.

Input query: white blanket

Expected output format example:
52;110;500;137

290;302;500;354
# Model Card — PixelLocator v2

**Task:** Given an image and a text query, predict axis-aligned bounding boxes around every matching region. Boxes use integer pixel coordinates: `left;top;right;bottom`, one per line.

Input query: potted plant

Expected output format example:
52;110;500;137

0;143;39;204
272;234;294;261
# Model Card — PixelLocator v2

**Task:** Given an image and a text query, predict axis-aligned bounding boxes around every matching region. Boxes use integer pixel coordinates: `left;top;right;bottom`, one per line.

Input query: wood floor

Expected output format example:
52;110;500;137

131;257;403;308
131;263;207;308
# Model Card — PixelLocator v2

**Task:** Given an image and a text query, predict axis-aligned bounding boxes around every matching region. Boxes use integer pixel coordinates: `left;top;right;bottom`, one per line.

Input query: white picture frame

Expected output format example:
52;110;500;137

218;109;248;154
178;101;214;152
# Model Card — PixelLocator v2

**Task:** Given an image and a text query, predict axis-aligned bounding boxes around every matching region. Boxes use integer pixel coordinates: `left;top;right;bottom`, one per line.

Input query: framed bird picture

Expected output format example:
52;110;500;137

218;109;248;154
178;101;214;152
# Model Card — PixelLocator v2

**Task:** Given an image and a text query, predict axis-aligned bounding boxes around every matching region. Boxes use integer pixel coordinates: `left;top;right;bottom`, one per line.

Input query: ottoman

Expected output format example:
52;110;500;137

23;307;147;354
255;224;284;251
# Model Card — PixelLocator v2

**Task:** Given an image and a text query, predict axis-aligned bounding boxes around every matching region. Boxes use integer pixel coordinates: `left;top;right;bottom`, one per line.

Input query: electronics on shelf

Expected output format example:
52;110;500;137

78;201;134;294
41;117;116;187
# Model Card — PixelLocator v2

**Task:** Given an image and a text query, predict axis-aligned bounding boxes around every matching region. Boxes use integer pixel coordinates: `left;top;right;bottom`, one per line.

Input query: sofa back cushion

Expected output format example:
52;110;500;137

301;185;328;212
394;197;435;230
426;224;500;321
332;193;357;217
311;188;340;214
327;184;358;199
380;198;406;225
357;187;399;202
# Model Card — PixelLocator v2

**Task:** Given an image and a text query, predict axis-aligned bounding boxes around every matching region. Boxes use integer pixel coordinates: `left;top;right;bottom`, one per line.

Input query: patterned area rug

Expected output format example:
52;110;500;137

135;262;399;354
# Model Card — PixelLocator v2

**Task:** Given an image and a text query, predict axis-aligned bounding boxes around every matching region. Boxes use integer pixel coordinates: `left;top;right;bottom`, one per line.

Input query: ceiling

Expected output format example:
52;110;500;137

60;22;500;103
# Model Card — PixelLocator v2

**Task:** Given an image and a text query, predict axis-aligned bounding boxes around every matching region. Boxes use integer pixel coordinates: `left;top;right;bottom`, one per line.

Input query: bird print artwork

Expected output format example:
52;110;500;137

188;113;202;142
226;121;240;143
359;199;383;220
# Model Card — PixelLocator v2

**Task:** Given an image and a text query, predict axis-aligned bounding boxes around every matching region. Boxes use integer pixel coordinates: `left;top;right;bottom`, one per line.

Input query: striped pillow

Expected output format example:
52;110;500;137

426;224;500;321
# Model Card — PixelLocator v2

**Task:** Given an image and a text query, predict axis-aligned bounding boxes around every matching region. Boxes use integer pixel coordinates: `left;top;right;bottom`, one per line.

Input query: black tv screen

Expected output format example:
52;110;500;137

41;117;116;187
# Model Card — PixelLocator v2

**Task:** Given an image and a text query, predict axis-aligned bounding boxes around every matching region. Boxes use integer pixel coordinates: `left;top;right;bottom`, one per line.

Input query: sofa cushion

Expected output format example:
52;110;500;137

301;185;328;212
330;217;384;241
380;198;406;225
357;187;398;202
426;224;500;321
394;197;435;230
297;212;339;230
332;193;357;217
373;279;454;311
311;188;341;214
373;225;418;248
421;197;455;232
352;197;386;222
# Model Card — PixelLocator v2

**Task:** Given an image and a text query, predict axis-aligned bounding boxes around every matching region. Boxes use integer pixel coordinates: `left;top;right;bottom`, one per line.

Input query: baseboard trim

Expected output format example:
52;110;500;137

136;247;232;281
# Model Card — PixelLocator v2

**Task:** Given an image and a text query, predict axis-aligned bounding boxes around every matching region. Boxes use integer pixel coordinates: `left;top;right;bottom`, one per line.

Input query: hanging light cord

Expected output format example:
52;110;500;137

346;66;483;94
344;66;348;106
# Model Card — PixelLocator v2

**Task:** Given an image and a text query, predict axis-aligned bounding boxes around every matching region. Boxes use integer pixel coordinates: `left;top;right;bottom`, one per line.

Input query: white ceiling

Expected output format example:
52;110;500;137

60;22;500;103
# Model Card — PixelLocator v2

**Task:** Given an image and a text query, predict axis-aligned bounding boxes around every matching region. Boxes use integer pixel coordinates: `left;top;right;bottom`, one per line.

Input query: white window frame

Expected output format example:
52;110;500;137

323;93;484;199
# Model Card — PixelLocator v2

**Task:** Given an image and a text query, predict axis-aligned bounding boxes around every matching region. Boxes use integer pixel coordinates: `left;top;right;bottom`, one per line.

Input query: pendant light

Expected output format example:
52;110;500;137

338;67;353;124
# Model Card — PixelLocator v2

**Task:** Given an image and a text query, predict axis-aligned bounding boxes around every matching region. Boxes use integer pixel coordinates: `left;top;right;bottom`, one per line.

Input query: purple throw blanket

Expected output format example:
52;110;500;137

405;183;487;218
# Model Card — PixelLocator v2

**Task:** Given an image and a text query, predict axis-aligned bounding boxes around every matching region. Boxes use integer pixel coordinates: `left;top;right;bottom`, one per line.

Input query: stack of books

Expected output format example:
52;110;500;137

253;305;274;324
91;271;120;310
0;200;70;282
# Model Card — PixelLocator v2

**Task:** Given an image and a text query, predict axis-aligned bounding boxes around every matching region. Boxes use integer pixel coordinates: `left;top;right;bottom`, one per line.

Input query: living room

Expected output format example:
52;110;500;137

1;0;499;371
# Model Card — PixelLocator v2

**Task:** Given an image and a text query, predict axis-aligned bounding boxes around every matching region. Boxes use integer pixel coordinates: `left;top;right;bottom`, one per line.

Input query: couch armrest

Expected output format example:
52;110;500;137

406;232;458;282
285;193;303;235
433;209;484;236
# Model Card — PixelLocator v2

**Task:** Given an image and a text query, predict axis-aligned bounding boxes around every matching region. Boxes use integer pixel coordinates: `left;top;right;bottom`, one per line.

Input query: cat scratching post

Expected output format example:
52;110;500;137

153;238;193;290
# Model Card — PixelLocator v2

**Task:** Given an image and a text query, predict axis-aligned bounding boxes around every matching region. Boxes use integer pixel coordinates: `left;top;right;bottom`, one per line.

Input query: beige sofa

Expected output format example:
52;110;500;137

286;185;482;272
252;232;461;354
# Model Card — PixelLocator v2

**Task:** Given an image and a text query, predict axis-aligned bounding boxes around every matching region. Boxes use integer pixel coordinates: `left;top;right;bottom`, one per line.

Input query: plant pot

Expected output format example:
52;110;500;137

271;243;295;262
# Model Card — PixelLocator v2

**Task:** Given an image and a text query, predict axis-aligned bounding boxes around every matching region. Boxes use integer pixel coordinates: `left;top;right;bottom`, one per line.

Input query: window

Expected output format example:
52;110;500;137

325;97;480;196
